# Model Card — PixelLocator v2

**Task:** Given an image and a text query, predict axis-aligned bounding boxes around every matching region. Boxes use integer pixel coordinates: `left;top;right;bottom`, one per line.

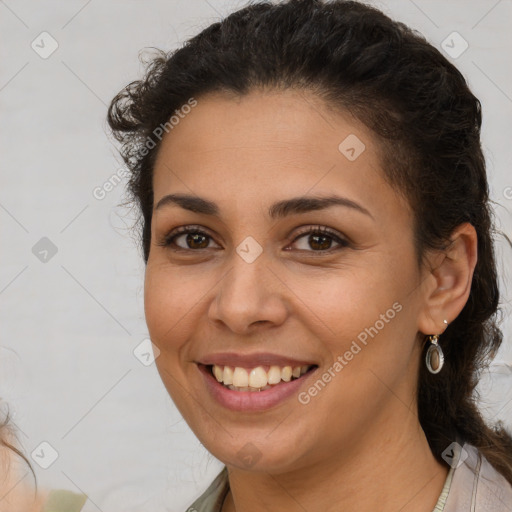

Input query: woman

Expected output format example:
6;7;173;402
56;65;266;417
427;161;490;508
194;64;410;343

107;0;512;510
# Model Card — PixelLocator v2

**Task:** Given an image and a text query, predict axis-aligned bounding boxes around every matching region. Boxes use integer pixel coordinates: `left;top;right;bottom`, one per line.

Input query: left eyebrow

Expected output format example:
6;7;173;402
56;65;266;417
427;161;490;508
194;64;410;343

268;194;374;220
154;193;374;220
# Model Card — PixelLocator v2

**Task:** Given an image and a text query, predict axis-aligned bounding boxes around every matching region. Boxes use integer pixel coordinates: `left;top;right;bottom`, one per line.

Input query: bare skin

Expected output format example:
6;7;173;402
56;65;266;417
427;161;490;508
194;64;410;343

144;88;477;512
0;443;47;512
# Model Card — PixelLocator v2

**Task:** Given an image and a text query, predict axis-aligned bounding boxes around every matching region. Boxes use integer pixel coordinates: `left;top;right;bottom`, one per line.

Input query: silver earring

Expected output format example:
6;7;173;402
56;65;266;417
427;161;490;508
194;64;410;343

426;334;444;374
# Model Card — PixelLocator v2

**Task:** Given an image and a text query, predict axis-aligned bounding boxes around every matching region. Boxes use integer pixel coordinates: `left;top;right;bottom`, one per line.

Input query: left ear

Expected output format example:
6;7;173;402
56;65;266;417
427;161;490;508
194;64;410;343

417;222;478;335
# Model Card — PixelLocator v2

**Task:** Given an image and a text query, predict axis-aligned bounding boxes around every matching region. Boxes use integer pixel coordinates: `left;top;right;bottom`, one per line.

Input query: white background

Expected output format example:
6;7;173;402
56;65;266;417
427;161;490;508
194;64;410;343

1;1;511;511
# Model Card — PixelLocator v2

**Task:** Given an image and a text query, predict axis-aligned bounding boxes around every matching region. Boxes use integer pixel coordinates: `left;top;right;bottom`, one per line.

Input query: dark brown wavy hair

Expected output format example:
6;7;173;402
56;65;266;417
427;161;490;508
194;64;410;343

106;0;512;483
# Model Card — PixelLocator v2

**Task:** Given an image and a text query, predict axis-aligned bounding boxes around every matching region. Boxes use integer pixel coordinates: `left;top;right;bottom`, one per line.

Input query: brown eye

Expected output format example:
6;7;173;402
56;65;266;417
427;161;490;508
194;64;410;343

157;226;218;251
291;226;349;252
179;232;210;249
157;225;349;254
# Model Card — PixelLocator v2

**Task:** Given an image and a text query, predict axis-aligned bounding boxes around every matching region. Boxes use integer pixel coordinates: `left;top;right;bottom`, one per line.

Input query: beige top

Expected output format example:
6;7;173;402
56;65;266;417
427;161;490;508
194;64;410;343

41;490;88;512
185;442;512;511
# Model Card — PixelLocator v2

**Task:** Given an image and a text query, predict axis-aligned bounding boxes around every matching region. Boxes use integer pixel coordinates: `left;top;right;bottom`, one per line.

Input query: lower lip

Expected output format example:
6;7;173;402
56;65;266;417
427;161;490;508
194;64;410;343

197;364;318;412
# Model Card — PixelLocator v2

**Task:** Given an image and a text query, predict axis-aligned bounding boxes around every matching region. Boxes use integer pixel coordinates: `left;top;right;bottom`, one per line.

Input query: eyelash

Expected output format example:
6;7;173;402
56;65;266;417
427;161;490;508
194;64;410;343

157;224;350;254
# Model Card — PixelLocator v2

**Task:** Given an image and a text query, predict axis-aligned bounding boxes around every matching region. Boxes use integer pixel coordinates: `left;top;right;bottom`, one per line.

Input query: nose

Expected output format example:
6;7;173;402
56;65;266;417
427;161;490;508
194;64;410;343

207;250;289;335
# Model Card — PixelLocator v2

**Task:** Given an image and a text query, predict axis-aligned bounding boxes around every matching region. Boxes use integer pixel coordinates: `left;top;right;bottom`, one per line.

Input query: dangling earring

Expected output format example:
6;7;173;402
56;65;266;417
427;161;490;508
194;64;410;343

426;334;445;374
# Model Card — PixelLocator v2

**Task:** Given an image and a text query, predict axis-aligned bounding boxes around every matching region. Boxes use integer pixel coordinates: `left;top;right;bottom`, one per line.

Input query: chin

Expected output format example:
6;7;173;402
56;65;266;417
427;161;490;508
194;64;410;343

207;435;303;473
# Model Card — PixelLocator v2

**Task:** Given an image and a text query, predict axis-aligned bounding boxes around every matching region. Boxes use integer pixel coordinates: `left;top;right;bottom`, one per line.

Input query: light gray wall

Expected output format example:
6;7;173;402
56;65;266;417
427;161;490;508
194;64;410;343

1;1;511;511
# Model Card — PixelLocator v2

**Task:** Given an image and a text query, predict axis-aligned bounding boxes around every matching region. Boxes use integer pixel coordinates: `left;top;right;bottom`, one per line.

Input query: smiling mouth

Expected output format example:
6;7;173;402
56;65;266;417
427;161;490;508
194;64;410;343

206;363;318;392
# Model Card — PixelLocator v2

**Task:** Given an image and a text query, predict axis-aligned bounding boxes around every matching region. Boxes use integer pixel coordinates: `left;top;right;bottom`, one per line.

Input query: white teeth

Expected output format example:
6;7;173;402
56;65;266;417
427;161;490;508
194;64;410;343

222;366;233;385
268;365;282;385
232;367;249;387
213;365;223;382
211;363;314;391
281;366;292;382
249;367;268;388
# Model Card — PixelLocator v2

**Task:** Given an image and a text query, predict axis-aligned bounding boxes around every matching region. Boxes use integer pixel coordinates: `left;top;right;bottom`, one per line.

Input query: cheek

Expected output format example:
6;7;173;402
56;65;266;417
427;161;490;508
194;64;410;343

292;262;397;328
143;266;202;415
298;255;418;371
143;263;194;352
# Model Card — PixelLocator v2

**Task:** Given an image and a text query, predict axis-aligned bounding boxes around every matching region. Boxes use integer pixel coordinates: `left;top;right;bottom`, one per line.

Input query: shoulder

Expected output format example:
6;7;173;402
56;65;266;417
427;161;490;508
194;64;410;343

185;466;230;512
443;442;512;511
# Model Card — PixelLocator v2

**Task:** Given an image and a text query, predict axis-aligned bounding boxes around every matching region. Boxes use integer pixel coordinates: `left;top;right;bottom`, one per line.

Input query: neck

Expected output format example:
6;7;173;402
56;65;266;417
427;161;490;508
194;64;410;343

222;414;449;512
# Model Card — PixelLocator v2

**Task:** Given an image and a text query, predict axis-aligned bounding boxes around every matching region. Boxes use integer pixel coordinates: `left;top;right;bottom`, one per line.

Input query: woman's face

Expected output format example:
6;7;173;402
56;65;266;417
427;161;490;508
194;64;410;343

145;88;430;472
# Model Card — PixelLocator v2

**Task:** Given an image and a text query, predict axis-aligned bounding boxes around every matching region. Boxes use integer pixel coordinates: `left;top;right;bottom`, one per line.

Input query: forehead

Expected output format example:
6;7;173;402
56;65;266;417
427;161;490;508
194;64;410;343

152;88;409;222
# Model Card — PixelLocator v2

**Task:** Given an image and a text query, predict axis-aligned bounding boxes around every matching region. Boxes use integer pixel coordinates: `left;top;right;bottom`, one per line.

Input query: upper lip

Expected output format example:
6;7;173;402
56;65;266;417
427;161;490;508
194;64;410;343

197;352;317;368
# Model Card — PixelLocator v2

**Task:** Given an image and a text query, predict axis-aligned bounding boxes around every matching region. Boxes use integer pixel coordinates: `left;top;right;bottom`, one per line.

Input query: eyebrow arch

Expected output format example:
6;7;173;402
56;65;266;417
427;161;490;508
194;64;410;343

154;193;374;220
